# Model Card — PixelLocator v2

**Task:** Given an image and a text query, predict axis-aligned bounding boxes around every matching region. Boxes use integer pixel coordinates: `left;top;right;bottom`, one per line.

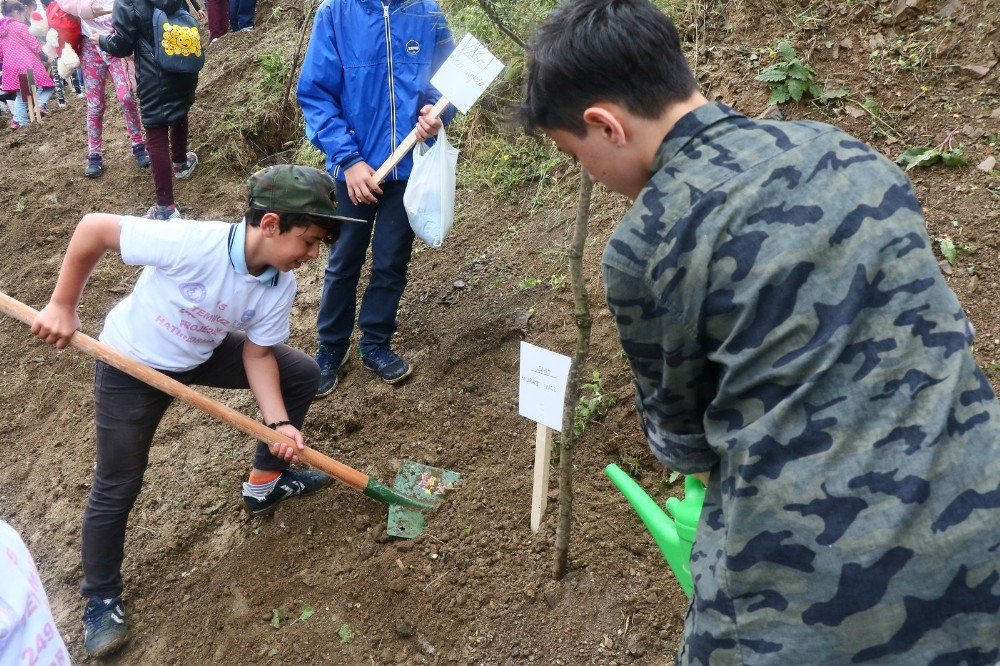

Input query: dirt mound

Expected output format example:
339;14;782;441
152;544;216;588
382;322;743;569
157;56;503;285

1;0;998;663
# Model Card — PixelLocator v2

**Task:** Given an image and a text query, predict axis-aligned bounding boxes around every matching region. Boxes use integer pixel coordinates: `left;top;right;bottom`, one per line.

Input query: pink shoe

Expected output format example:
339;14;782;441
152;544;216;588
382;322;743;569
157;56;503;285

9;119;20;130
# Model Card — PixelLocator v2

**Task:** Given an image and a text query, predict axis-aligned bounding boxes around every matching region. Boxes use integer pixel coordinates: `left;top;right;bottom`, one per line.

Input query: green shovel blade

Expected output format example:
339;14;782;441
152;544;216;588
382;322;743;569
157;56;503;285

386;461;462;538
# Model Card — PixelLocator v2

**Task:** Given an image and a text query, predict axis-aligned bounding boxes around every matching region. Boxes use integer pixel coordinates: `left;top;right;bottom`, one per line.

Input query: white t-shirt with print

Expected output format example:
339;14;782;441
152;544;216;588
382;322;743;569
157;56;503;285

99;217;297;372
0;521;70;666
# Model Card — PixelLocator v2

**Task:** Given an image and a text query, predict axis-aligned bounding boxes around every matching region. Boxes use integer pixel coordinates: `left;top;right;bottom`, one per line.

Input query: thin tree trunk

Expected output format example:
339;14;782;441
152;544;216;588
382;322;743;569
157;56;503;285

553;169;594;580
475;0;526;50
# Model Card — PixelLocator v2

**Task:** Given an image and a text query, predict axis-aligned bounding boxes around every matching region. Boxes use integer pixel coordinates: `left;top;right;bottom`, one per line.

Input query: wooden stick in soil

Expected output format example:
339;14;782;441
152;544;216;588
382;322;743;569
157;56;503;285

0;291;426;508
530;422;553;532
553;169;594;580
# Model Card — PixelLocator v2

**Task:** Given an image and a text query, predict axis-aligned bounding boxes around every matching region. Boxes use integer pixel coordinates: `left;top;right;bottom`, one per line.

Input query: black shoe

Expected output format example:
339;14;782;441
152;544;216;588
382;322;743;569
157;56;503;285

315;344;348;398
85;154;104;178
242;469;332;516
83;596;128;657
360;345;413;384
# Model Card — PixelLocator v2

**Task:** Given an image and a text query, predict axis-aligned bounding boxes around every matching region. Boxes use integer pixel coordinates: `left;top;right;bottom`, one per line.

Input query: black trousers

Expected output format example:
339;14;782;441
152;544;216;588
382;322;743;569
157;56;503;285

81;333;319;598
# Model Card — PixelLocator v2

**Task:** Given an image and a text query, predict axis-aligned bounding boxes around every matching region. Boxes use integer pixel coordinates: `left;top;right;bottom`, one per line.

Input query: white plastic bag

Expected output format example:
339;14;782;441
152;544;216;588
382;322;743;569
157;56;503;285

404;127;459;248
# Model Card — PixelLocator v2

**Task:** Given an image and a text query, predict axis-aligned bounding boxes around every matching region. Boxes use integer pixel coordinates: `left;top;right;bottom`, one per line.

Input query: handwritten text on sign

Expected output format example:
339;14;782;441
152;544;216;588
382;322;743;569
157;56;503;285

518;342;571;431
430;33;505;114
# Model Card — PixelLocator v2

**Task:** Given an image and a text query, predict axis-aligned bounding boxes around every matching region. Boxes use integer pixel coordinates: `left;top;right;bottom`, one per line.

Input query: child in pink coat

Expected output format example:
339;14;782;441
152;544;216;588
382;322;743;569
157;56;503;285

58;0;147;176
0;1;55;128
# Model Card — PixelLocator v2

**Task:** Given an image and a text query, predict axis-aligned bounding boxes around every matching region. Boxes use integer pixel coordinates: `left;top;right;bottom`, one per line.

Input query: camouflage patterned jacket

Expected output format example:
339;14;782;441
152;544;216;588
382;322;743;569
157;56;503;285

602;102;1000;665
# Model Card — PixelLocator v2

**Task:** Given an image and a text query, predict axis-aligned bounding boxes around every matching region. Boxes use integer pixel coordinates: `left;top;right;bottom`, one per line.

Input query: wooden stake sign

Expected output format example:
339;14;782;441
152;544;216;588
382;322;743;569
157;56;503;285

519;342;571;531
18;72;43;123
373;33;504;182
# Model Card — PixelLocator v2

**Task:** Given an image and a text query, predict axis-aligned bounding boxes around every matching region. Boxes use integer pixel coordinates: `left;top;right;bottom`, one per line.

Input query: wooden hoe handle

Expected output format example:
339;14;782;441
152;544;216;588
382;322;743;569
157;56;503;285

0;291;369;491
372;97;450;183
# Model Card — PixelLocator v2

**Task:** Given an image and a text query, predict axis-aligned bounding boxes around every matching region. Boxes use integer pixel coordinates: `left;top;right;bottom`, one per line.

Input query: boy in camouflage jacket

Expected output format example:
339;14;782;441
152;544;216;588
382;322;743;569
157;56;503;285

518;1;1000;663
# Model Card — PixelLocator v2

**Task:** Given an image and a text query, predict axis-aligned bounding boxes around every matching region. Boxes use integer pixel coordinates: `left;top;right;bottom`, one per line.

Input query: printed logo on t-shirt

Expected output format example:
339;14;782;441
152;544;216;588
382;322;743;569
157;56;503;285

406;40;420;55
179;282;207;303
236;309;256;329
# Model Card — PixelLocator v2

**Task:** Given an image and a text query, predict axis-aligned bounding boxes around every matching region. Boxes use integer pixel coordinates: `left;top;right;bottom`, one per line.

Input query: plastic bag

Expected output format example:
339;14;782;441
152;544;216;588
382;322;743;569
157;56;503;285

404;127;459;248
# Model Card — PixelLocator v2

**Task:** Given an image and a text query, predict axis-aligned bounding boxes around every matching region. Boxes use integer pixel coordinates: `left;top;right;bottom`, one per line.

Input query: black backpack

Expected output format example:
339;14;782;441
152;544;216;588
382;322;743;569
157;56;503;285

151;6;204;74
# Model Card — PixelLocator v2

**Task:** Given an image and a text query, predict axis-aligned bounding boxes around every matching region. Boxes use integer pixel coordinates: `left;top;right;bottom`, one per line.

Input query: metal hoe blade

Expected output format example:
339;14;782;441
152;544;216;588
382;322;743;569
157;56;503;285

387;460;461;538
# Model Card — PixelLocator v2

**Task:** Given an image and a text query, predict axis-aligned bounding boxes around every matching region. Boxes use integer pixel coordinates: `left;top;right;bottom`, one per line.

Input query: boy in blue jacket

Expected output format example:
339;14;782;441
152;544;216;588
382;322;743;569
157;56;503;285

297;0;454;395
32;165;361;657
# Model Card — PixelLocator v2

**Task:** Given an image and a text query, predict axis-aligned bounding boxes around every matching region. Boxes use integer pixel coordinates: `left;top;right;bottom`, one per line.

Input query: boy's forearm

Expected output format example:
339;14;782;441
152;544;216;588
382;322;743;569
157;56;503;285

242;342;288;424
51;213;122;307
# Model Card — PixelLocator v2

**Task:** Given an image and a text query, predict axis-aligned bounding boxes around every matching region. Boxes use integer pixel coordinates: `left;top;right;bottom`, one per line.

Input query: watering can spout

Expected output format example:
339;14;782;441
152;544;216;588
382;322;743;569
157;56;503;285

604;464;703;598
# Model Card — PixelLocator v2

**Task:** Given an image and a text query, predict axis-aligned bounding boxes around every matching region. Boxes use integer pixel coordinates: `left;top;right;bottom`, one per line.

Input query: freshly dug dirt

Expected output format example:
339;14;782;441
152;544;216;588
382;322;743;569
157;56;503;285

0;0;997;663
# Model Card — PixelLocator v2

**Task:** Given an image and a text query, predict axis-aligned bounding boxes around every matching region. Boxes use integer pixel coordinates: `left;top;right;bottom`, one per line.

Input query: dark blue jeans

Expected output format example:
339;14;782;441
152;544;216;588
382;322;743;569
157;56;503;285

317;179;414;352
229;0;255;30
81;333;319;598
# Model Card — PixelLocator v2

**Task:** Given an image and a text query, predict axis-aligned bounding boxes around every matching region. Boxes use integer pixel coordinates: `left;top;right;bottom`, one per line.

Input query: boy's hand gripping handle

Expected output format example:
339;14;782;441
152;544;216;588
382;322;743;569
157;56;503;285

372;97;450;183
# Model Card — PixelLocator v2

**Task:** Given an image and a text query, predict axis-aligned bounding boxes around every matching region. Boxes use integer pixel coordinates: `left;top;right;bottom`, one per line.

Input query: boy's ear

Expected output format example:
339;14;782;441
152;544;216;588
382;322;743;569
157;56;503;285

259;212;282;237
582;104;628;147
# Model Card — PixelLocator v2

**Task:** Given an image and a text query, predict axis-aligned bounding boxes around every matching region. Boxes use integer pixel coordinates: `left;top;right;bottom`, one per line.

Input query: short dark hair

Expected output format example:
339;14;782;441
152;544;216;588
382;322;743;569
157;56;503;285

245;209;341;244
2;1;26;16
517;0;697;136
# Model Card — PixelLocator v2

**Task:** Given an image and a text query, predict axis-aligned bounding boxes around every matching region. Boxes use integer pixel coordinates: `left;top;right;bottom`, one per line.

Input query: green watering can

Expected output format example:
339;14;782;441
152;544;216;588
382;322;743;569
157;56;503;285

604;464;705;597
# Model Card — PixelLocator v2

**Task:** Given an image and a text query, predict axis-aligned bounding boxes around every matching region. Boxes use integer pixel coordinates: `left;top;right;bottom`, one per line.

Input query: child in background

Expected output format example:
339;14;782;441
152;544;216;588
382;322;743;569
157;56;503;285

0;0;55;129
60;0;148;177
31;164;362;657
98;0;198;219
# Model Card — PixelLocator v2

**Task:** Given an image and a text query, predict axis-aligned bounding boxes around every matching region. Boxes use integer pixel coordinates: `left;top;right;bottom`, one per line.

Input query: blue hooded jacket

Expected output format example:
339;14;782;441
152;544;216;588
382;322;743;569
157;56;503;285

297;0;455;181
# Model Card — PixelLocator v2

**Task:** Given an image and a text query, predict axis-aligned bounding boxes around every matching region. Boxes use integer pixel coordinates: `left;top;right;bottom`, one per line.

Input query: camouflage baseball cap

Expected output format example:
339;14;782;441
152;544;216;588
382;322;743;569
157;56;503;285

247;164;363;223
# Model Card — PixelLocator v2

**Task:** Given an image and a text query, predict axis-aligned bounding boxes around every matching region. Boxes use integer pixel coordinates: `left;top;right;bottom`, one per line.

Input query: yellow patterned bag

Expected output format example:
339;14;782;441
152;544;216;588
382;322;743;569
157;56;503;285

152;7;204;73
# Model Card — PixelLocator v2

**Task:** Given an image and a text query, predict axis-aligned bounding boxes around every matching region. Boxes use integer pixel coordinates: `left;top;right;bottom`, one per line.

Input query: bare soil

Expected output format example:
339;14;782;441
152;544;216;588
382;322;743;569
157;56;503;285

0;0;997;663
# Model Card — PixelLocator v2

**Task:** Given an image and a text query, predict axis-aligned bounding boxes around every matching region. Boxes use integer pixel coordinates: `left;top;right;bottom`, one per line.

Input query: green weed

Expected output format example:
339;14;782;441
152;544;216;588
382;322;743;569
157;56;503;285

896;130;969;171
755;42;823;105
574;371;615;435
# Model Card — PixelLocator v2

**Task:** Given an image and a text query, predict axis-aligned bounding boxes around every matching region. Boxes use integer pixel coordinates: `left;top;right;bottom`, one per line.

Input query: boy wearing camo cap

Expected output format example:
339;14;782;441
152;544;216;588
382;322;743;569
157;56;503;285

519;1;1000;663
31;164;362;658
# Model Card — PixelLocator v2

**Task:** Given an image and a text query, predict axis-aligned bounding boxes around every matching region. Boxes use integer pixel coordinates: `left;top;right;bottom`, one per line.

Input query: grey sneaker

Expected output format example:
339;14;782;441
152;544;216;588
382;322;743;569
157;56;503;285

172;151;198;179
144;204;181;220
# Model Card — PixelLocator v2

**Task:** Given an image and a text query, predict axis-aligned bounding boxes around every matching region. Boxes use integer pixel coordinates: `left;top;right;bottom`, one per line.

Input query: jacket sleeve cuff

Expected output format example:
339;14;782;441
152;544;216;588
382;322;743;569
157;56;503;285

339;153;363;171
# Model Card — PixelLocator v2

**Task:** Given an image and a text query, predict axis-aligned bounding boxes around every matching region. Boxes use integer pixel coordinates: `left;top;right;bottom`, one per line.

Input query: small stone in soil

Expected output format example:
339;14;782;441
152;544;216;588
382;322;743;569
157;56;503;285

395;618;415;638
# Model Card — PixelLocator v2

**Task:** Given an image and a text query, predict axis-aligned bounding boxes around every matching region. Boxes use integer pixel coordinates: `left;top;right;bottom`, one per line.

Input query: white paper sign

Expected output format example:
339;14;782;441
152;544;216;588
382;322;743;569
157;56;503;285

518;342;572;432
430;33;505;114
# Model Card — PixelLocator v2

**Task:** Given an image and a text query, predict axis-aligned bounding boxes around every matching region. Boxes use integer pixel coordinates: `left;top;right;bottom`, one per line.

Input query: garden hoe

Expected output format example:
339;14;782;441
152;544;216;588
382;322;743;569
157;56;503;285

0;291;459;538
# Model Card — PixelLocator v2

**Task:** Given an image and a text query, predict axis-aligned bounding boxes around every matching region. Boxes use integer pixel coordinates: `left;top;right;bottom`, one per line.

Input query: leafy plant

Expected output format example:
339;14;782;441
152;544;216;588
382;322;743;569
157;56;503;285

270;608;286;629
338;623;355;643
298;605;314;622
574;371;615;435
939;238;957;265
896;129;969;171
754;42;823;105
938;237;977;266
518;277;540;290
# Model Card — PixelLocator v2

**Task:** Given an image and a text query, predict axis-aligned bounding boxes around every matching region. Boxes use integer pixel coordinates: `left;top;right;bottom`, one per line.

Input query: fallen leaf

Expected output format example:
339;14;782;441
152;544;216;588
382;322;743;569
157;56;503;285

978;156;997;172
